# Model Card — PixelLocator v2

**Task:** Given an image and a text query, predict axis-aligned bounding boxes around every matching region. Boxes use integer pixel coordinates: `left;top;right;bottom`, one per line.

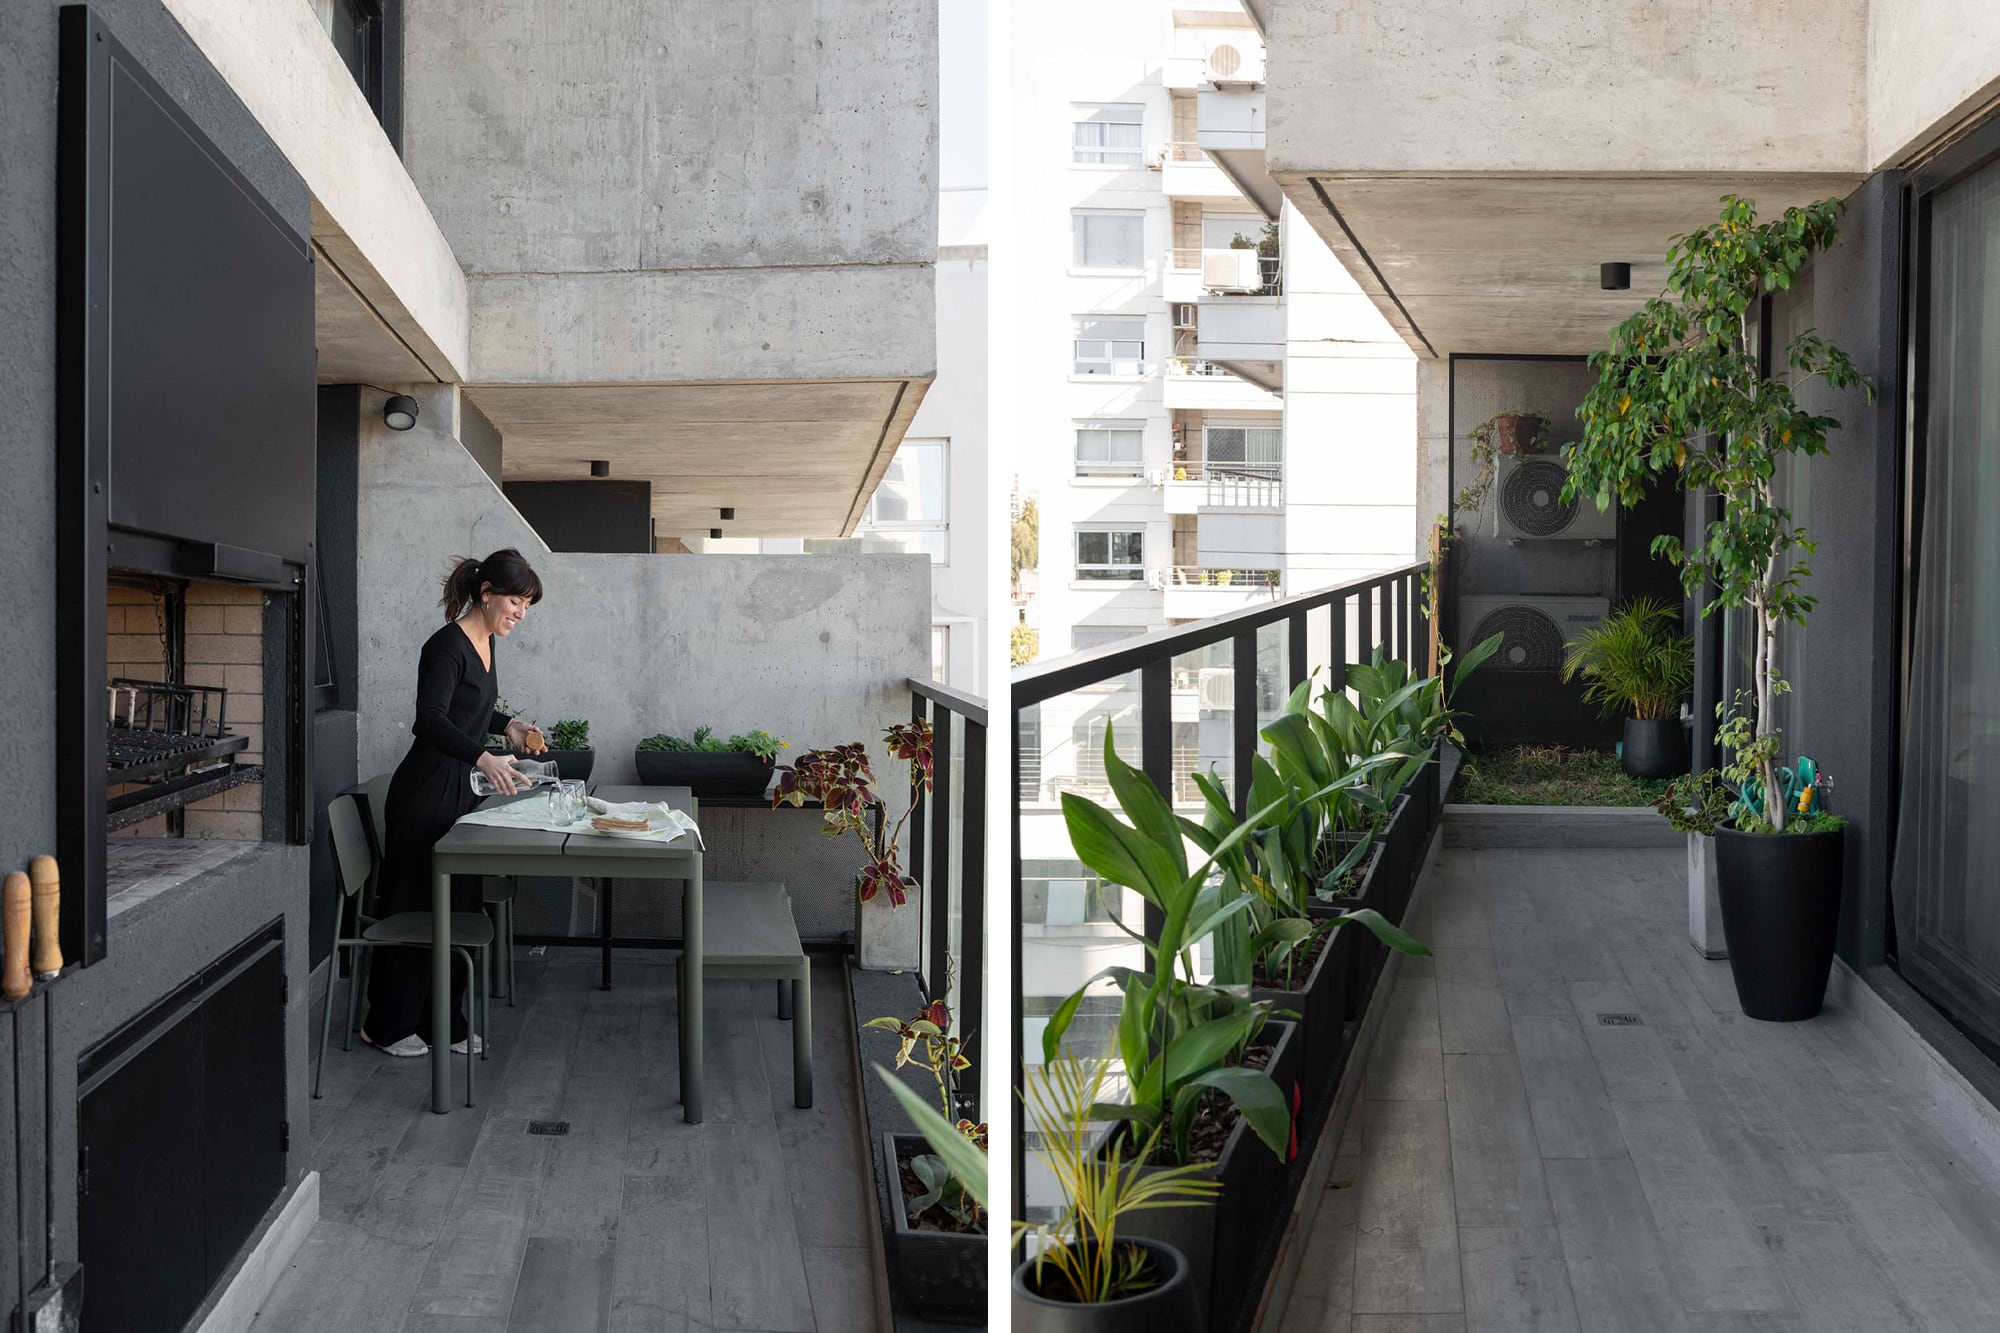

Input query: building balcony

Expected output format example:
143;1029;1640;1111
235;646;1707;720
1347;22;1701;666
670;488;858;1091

1164;462;1283;515
1196;291;1285;391
1163;357;1283;411
1198;86;1280;219
1158;563;1281;617
1159;141;1245;201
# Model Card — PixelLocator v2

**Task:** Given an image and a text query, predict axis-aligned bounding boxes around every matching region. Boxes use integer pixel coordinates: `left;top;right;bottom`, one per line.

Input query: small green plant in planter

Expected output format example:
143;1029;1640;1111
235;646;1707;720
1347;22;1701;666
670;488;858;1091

1560;597;1694;778
1562;194;1872;1020
1013;1054;1213;1325
634;726;787;796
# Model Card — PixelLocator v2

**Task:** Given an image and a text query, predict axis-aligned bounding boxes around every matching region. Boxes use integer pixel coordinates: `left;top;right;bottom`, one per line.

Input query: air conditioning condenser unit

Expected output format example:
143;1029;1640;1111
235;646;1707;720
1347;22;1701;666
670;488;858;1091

1459;596;1610;673
1492;455;1617;541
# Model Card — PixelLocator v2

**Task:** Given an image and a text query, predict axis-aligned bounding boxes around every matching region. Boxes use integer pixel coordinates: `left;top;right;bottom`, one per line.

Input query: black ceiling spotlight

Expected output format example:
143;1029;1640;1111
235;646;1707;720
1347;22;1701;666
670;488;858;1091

590;459;610;477
719;507;735;521
382;394;420;431
709;528;723;540
1600;262;1632;291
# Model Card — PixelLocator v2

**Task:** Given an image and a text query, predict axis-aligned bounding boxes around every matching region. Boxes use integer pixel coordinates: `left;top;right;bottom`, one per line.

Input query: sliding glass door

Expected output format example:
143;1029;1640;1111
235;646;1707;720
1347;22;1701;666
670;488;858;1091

1894;147;2000;1053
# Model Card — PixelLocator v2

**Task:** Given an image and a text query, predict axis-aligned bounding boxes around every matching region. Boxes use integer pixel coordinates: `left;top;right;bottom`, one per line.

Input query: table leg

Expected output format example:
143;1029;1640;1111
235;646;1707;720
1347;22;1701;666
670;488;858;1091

600;877;614;991
432;868;452;1114
683;861;703;1123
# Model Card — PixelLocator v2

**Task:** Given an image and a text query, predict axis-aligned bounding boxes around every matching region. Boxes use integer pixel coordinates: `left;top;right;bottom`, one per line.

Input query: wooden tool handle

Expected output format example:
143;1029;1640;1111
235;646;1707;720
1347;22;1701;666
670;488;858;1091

30;855;62;980
2;871;31;1001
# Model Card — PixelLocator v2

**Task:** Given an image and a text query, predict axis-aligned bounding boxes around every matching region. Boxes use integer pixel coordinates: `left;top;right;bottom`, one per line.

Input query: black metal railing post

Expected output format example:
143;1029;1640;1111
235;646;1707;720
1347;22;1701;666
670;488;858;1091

959;717;986;1113
1141;658;1172;939
1232;629;1257;815
927;706;952;1003
909;692;928;889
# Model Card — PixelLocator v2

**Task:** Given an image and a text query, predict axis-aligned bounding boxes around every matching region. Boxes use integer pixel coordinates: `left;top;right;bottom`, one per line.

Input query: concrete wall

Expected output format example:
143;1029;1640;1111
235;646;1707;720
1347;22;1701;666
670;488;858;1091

1266;0;1869;176
400;0;938;388
1868;0;2000;168
0;0;316;1298
160;0;470;379
354;389;932;937
1279;200;1418;586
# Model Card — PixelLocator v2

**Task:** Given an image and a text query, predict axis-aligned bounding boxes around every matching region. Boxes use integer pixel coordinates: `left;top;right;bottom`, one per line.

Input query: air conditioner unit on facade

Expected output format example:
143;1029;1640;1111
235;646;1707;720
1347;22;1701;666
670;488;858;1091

1174;303;1197;329
1460;596;1610;673
1197;667;1235;711
1205;43;1264;86
1492;455;1618;541
1202;248;1263;293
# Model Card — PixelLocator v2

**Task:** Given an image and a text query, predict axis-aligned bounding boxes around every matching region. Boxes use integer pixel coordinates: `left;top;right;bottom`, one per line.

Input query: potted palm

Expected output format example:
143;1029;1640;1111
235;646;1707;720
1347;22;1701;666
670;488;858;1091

1013;1056;1210;1332
774;719;932;970
1563;194;1872;1021
635;726;785;795
1560;597;1694;777
543;718;595;782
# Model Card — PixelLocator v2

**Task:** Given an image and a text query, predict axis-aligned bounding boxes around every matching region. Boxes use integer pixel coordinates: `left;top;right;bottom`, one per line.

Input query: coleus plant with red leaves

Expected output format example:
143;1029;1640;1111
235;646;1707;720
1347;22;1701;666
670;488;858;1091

772;718;933;907
865;979;985;1230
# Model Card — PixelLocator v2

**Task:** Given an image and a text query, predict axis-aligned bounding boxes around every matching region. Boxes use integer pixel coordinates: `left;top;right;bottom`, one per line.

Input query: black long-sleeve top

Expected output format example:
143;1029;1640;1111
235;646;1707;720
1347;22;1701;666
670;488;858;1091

410;622;512;766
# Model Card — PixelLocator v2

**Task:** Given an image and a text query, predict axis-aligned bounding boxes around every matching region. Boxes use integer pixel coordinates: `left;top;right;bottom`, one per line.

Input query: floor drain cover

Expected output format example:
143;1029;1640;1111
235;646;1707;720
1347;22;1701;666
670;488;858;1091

1597;1013;1644;1027
528;1120;570;1136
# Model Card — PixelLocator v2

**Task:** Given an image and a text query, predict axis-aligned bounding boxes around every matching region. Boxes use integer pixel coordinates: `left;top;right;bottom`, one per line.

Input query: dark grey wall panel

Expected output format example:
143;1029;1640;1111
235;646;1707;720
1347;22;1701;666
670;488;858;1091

502;479;653;553
460;394;503;486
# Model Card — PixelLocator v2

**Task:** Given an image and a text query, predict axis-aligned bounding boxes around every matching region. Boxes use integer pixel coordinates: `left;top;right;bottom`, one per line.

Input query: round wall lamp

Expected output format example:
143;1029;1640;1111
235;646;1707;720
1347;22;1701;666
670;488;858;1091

382;394;420;431
1600;262;1632;291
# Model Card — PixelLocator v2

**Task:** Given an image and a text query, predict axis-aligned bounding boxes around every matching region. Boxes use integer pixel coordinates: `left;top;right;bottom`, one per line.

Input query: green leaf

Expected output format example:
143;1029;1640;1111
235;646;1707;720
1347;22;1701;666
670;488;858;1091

874;1067;987;1207
1183;1066;1291;1158
1060;792;1179;908
1331;907;1432;956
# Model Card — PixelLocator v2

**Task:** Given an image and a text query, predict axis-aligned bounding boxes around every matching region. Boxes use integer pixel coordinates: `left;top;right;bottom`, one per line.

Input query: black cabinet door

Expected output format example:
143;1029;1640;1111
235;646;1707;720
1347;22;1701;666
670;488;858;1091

78;1008;208;1333
200;941;287;1287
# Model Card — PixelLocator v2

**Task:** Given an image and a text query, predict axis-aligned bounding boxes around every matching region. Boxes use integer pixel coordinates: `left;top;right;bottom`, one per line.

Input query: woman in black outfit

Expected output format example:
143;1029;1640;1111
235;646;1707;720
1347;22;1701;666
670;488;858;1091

362;549;545;1057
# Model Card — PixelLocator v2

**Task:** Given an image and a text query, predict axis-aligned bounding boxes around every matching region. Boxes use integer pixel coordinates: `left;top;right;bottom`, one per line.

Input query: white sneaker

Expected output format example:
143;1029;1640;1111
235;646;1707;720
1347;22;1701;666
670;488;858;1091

374;1034;429;1058
450;1034;485;1055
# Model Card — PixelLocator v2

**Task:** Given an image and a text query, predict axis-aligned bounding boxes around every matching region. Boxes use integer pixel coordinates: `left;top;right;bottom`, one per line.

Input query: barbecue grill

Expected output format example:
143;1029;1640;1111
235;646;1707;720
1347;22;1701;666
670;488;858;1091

105;678;259;830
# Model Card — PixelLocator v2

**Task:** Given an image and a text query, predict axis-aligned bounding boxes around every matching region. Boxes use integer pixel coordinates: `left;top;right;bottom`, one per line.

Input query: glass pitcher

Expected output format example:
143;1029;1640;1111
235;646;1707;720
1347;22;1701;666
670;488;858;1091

471;757;561;798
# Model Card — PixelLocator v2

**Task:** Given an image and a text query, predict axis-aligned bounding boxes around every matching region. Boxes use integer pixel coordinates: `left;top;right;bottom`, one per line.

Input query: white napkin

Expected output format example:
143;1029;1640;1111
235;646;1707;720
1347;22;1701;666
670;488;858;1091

580;797;705;848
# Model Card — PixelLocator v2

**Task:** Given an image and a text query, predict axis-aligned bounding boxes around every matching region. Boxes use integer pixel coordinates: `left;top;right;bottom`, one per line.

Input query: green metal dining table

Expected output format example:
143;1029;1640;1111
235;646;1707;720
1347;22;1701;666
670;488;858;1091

427;785;704;1118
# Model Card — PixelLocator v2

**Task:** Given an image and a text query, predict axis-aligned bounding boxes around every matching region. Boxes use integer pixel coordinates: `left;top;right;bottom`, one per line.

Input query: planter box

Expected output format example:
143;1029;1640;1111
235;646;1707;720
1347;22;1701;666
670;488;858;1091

1687;831;1725;959
1114;1020;1299;1333
632;748;773;797
547;748;595;783
882;1132;986;1324
857;874;922;972
1443;803;1683;849
1312;842;1387;1030
1250;929;1343;1134
1013;1238;1198;1329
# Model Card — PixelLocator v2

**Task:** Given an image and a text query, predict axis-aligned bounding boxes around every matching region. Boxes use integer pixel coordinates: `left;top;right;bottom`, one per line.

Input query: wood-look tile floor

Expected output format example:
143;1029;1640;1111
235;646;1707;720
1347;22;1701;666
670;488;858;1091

255;952;883;1333
1280;847;2000;1333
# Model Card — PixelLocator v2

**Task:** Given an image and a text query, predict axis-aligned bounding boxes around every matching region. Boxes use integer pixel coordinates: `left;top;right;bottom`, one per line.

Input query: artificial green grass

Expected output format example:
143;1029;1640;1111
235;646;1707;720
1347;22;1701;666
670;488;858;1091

1451;745;1675;807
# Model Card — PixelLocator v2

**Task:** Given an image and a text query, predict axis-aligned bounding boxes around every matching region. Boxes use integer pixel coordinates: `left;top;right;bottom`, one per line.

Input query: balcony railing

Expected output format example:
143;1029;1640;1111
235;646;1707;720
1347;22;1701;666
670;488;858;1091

1011;559;1429;1223
907;675;990;1113
1166;564;1280;588
1160;140;1207;163
1164;250;1283;295
1167;355;1236;377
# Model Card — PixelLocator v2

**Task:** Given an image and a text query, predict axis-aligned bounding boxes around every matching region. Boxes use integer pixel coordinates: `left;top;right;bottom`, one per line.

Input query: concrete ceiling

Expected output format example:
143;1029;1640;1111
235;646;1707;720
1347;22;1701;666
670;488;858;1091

1284;173;1865;357
314;242;440;385
467;379;926;541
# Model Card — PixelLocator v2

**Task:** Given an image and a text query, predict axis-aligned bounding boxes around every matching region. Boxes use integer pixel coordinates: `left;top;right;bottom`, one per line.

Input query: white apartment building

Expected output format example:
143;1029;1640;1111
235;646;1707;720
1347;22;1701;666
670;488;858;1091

1005;0;1418;966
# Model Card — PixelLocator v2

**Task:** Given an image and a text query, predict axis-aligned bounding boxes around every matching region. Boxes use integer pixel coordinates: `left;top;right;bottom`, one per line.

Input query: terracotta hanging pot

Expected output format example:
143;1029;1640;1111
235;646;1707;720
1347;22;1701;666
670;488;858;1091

1494;414;1544;455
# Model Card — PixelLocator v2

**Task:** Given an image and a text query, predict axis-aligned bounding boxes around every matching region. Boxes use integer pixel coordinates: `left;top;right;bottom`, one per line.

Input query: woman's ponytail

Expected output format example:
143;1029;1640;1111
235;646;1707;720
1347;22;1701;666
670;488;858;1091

440;548;543;623
440;556;485;623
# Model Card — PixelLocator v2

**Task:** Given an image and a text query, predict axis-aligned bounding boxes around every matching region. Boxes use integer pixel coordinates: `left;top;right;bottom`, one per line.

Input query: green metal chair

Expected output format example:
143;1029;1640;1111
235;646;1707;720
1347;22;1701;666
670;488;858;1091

313;792;493;1106
362;771;515;1006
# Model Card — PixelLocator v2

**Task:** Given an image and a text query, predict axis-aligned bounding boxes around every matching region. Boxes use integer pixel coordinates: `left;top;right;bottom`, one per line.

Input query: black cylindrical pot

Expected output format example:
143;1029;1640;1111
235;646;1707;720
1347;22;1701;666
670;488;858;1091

1013;1240;1198;1333
1622;717;1687;778
549;748;595;782
1713;823;1844;1021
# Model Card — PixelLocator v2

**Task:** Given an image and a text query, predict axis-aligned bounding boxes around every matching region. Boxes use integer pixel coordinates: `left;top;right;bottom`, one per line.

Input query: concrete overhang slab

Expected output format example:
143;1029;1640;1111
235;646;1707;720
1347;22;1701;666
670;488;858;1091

1279;172;1865;357
467;378;929;541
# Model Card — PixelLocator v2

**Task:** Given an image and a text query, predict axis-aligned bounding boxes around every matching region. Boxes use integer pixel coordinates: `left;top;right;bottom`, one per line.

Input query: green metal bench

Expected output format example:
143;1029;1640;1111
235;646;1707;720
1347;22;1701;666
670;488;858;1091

695;881;812;1108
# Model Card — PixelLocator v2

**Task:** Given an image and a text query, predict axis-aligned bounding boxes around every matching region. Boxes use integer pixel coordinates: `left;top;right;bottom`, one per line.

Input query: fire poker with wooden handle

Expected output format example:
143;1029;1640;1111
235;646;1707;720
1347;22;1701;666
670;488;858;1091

29;856;61;981
2;872;30;1001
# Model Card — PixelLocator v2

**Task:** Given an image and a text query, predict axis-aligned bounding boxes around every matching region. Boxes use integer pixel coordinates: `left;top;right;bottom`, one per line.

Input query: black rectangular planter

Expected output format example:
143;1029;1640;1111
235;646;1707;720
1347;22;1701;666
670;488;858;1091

881;1132;987;1324
1315;839;1388;1031
1114;1019;1300;1333
1250;926;1344;1137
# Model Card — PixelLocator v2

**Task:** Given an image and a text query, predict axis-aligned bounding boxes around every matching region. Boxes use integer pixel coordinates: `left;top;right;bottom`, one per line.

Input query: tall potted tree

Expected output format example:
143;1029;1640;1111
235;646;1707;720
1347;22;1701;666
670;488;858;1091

1563;195;1871;1020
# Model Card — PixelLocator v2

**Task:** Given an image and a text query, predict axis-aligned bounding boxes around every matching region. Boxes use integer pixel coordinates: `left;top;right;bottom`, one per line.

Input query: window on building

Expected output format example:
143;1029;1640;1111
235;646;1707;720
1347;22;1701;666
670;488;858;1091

1073;317;1146;376
804;438;949;562
1072;625;1143;652
1022;859;1123;925
1072;210;1145;270
1205;425;1283;477
1075;528;1144;581
313;0;399;146
1072;105;1144;165
1018;707;1042;803
1074;421;1145;477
